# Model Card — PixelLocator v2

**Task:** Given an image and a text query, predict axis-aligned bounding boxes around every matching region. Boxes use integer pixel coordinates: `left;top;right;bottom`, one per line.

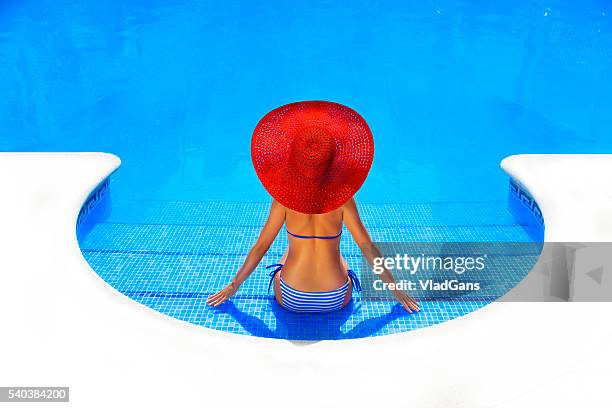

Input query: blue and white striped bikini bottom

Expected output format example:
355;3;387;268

267;264;361;313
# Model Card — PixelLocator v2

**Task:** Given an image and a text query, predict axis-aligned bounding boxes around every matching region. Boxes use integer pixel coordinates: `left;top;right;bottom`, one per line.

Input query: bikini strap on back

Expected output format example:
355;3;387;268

286;228;342;240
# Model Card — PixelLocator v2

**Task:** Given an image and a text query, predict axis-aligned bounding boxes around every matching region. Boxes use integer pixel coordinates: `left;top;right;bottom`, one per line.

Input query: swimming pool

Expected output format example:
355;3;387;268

2;1;611;339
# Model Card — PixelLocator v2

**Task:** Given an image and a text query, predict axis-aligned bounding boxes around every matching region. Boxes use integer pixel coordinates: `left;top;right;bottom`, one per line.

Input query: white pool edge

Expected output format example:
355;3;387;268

0;153;611;407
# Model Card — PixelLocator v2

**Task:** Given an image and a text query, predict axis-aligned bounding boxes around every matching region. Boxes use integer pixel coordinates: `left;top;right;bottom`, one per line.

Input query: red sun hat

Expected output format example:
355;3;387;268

251;101;374;214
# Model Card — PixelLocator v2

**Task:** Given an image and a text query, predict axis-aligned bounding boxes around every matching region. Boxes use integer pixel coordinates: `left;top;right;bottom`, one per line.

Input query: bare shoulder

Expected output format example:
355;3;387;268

269;200;287;218
342;197;358;214
271;199;285;210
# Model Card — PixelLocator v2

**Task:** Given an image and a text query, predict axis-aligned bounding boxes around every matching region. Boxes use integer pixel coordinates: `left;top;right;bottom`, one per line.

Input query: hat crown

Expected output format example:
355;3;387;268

290;126;335;179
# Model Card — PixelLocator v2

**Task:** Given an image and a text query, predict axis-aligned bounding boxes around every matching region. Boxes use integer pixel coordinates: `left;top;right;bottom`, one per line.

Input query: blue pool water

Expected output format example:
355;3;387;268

2;1;611;339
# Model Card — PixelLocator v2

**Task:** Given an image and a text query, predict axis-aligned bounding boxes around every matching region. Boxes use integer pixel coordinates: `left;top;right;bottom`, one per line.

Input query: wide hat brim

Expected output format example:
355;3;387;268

251;101;374;214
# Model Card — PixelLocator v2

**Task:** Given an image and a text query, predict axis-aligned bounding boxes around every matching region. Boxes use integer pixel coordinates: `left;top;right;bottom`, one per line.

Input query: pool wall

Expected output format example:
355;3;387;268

76;178;111;241
508;178;545;242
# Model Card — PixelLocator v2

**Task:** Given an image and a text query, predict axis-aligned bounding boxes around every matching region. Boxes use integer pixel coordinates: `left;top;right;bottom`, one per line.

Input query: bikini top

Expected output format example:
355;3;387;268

286;227;342;240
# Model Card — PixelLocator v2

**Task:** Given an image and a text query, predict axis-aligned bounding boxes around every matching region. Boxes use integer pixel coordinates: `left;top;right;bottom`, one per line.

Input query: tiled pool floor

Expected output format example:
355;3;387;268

79;199;534;340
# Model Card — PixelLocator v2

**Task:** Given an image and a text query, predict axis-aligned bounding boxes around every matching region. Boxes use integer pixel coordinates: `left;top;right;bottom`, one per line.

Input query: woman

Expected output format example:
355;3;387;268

206;101;419;313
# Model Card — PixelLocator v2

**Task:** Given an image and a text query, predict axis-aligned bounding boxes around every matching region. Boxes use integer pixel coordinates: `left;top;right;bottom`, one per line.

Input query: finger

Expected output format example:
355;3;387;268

206;292;223;305
408;298;419;311
403;295;419;311
402;299;413;313
207;291;223;300
208;292;227;306
403;296;417;312
212;295;229;307
210;295;224;306
394;293;410;312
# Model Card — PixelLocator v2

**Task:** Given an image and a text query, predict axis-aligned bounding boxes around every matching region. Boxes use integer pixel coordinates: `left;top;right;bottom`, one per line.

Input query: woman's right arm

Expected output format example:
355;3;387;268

207;200;286;307
343;198;419;313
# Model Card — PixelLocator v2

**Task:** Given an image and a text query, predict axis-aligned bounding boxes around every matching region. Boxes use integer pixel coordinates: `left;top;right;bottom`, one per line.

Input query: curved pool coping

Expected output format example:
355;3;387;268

501;154;612;242
1;152;611;407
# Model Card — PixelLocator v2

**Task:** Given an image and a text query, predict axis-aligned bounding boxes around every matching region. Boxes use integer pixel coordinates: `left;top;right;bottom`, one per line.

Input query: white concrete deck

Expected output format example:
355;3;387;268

0;153;611;407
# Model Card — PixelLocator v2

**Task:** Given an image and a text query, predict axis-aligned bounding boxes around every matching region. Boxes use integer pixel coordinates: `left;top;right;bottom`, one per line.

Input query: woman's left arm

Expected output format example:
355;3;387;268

207;200;286;307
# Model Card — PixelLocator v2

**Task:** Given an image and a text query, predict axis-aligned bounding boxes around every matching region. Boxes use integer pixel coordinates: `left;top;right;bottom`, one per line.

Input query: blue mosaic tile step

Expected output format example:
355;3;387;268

83;252;493;340
107;199;521;227
80;223;533;257
83;252;363;296
83;250;536;300
80;200;534;340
